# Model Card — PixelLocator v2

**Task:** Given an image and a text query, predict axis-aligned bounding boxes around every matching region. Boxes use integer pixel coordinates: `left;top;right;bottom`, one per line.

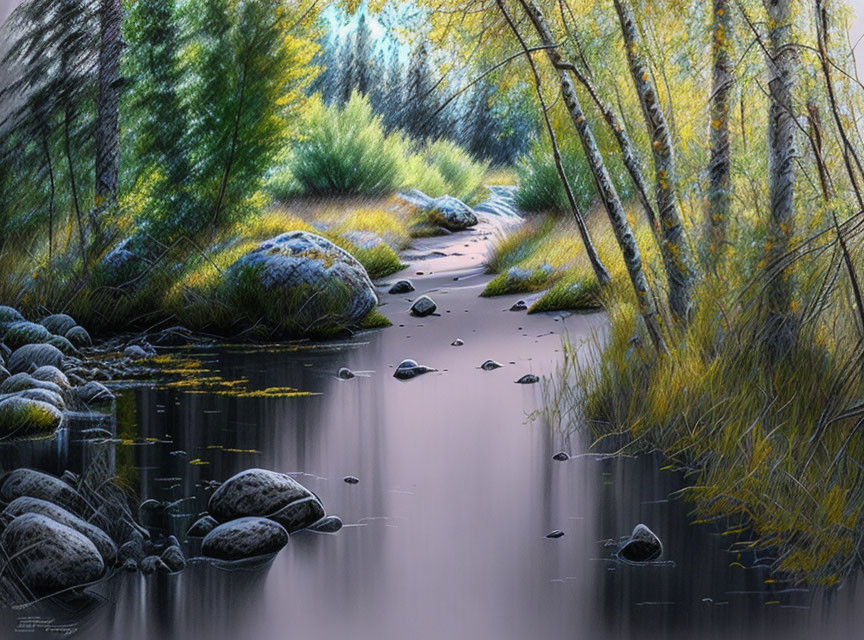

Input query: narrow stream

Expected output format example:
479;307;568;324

2;221;863;639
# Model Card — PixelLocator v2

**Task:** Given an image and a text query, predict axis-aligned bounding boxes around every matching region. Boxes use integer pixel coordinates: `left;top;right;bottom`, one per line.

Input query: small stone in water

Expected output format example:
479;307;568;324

510;300;528;312
516;374;540;384
337;367;355;380
343;476;360;484
546;530;565;539
618;524;663;562
481;360;503;371
451;339;464;346
394;359;436;380
552;452;569;462
310;516;343;533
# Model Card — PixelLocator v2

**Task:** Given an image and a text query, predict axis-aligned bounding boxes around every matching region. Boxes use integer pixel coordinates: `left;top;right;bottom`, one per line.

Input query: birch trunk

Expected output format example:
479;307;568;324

705;0;733;267
763;0;798;355
614;0;695;323
519;0;667;354
95;0;123;206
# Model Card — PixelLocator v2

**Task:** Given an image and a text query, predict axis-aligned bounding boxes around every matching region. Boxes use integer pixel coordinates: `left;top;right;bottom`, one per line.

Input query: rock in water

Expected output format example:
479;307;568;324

227;231;378;334
337;367;355;380
510;300;528;312
7;344;65;374
515;374;540;384
480;360;503;371
123;345;148;360
393;359;436;380
546;530;565;539
388;280;415;295
429;196;478;231
309;515;343;533
2;497;117;565
1;513;104;597
552;452;570;462
0;397;63;434
410;295;437;317
343;476;360;485
186;515;219;538
208;468;324;533
451;338;464;346
40;314;77;336
161;545;186;572
140;555;171;574
0;469;88;517
11;389;66;412
618;524;663;562
202;517;289;561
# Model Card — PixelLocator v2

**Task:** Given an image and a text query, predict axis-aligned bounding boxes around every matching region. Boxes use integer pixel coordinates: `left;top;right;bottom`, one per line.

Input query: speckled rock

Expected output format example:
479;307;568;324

140;555;171;574
186;515;219;537
2;497;116;564
388;280;415;295
1;513;104;597
160;545;186;572
342;230;386;250
309;515;343;533
208;468;324;533
64;325;92;347
202;517;289;561
393;359;436;380
0;469;88;517
410;295;437;317
31;366;70;390
7;344;65;374
227;231;378;333
47;335;77;355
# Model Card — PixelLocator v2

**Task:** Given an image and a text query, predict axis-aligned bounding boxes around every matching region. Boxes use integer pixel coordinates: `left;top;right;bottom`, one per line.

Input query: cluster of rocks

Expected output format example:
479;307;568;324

188;469;340;561
0;307;120;436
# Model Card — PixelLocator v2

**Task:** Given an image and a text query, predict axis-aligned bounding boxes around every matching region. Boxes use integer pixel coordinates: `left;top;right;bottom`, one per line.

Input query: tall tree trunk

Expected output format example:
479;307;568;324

614;0;696;323
704;0;734;268
95;0;123;206
763;0;798;355
495;0;610;286
518;0;667;354
42;135;56;260
65;105;88;270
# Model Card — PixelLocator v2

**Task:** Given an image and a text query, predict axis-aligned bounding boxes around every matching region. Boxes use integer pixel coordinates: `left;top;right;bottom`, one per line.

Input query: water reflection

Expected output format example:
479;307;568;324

2;309;863;638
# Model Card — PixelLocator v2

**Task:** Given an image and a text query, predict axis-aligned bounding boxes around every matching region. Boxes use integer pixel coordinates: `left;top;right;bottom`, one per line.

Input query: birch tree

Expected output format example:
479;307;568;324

518;0;667;353
613;0;696;323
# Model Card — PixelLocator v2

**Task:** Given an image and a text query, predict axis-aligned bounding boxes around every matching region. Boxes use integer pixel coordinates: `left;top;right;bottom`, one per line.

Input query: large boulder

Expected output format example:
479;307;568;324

0;469;89;517
227;232;378;333
7;344;65;374
47;335;78;355
202;517;289;561
2;322;52;351
2;497;117;565
1;513;104;597
0;397;63;434
429;196;478;231
77;381;114;404
31;366;70;390
7;388;66;412
64;325;92;348
40;314;77;336
208;468;325;533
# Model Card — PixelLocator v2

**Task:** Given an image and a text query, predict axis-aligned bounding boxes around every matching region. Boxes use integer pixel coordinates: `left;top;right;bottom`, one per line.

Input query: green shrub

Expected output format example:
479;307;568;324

415;139;489;203
289;93;408;196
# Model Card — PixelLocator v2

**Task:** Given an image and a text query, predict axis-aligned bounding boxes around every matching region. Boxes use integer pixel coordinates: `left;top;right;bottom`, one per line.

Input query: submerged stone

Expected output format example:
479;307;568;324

480;360;503;371
202;517;289;561
618;524;663;562
546;530;565;539
552;452;570;462
451;338;464;346
343;476;360;485
337;367;355;380
1;513;104;597
515;374;540;384
393;359;436;380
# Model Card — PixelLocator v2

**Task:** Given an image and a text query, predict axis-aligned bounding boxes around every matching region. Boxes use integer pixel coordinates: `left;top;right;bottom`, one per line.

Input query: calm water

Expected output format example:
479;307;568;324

2;225;863;639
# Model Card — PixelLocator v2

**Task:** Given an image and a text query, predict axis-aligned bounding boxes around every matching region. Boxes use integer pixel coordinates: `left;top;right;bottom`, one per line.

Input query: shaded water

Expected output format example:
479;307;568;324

2;223;863;639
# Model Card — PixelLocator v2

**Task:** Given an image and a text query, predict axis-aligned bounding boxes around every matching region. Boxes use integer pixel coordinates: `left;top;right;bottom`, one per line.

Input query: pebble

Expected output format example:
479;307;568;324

552;452;570;462
343;476;360;484
515;374;540;384
546;530;565;539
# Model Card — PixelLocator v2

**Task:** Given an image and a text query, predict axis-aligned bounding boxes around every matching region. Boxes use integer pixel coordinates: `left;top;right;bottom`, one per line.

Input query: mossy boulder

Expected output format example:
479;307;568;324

31;366;70;390
428;196;478;231
64;325;92;348
0;397;63;434
7;388;66;412
227;231;378;335
7;344;65;374
0;373;63;396
2;322;52;350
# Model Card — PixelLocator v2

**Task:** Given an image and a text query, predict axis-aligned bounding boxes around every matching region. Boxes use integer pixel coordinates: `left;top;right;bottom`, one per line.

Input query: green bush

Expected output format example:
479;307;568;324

412;139;489;203
290;93;408;196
